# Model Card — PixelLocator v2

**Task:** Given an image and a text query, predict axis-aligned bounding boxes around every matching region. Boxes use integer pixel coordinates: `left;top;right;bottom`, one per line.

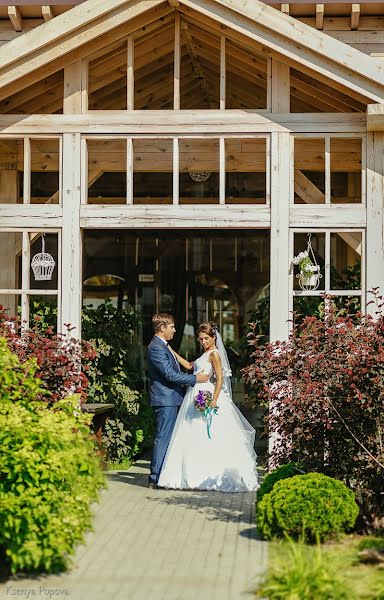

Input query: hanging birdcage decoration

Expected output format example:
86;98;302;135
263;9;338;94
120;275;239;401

293;233;322;291
189;171;211;182
31;234;55;281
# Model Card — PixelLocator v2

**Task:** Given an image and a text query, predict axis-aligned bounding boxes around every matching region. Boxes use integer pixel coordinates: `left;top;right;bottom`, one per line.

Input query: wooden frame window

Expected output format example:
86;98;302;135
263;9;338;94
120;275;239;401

0;136;61;205
289;228;365;317
0;229;61;329
82;134;270;206
292;134;365;205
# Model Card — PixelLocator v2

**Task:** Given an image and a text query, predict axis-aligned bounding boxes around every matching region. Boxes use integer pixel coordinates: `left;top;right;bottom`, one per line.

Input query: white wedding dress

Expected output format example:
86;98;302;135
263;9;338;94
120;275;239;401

158;349;259;492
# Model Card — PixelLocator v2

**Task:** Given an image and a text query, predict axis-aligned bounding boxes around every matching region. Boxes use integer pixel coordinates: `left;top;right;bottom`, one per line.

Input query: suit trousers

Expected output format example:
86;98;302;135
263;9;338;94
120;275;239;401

150;405;179;484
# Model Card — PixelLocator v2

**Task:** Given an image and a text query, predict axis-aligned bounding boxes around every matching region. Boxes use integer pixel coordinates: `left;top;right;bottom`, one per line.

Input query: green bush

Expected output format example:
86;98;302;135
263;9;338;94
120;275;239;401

257;462;303;503
256;473;359;542
0;339;105;573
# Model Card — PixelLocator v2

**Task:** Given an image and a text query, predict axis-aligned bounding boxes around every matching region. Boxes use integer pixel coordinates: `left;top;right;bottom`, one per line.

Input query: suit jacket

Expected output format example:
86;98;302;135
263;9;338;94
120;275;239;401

147;335;196;407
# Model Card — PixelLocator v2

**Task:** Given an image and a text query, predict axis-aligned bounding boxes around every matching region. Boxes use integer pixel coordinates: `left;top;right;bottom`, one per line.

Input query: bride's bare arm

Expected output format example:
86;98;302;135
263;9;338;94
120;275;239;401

210;351;223;406
172;349;194;371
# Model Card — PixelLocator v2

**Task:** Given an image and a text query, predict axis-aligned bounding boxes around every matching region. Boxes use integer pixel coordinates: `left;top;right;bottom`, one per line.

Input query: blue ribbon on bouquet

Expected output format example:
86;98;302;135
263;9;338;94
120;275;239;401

203;406;219;439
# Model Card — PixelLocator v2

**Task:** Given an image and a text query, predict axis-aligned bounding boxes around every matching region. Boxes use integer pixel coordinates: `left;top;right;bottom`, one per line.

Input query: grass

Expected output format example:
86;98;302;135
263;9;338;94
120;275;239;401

106;456;133;471
256;536;384;600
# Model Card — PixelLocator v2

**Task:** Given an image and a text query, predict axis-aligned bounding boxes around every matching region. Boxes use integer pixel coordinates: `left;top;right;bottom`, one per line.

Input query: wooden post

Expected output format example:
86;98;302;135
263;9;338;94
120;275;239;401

269;130;291;456
63;61;83;114
270;131;290;342
271;59;290;113
60;133;82;336
127;37;134;110
366;132;384;312
174;14;180;110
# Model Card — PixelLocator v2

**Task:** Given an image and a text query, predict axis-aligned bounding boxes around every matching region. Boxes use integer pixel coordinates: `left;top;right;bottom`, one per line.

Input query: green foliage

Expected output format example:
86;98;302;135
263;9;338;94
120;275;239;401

257;462;303;503
0;341;105;574
82;300;143;394
0;337;46;407
82;301;154;462
256;473;359;542
256;539;355;600
29;298;58;331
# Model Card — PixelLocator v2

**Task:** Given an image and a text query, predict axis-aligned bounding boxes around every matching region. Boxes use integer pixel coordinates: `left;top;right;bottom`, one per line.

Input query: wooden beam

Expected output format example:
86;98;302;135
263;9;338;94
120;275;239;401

0;0;167;97
351;4;360;31
0;112;367;135
315;4;324;31
168;0;180;6
42;6;55;22
179;0;384;102
180;20;217;108
8;6;23;33
80;204;270;228
280;4;289;16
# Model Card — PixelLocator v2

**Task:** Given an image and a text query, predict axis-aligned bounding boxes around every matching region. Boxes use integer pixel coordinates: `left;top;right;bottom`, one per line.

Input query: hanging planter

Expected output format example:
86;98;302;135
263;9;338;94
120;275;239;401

31;234;55;281
292;233;322;291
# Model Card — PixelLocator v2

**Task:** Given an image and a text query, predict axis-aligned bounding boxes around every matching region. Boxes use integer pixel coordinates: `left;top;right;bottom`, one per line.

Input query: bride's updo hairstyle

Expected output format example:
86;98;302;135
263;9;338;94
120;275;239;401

197;321;218;341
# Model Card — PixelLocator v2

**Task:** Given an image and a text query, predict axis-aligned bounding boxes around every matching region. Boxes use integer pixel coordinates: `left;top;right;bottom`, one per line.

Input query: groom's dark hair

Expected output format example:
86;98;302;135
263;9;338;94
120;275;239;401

152;313;175;333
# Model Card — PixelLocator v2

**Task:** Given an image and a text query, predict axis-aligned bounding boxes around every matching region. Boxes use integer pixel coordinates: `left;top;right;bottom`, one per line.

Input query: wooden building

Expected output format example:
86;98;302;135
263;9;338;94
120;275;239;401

0;0;384;359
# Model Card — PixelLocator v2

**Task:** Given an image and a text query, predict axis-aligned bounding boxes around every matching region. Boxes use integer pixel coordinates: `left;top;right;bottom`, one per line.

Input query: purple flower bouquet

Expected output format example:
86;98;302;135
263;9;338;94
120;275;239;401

193;389;218;438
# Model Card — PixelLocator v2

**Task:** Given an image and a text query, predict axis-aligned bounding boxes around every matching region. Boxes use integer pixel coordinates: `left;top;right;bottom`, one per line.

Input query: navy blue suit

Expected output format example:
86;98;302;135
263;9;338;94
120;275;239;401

147;335;196;484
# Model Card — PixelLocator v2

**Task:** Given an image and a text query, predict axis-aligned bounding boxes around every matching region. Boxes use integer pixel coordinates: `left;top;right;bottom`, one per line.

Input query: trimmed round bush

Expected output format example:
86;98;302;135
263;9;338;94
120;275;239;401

257;462;303;503
256;472;359;542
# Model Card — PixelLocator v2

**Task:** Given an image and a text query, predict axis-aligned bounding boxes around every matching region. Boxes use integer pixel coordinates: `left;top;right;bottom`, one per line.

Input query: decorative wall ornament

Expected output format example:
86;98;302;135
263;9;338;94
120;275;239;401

31;234;55;281
292;233;322;291
189;171;211;182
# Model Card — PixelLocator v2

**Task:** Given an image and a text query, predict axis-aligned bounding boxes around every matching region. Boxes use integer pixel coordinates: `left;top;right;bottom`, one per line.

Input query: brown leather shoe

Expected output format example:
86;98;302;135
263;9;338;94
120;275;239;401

148;481;159;489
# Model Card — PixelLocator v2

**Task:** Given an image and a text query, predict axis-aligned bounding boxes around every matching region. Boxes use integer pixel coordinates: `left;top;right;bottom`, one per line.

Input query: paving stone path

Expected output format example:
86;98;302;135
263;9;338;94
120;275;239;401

0;459;267;600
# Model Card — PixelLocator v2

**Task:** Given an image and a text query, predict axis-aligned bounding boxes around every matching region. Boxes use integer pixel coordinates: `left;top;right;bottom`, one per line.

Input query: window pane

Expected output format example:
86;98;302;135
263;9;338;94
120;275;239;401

29;295;58;332
333;295;361;320
293;296;325;323
330;232;361;290
331;138;362;204
133;139;172;204
29;139;60;204
180;23;220;109
294;138;325;204
87;140;127;204
226;138;266;204
0;139;22;204
293;233;325;291
180;139;219;204
88;41;127;110
226;40;267;109
30;233;59;290
0;232;22;314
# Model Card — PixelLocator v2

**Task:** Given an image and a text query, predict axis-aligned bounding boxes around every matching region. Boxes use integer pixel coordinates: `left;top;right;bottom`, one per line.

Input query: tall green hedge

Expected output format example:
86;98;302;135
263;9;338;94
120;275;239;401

0;338;105;573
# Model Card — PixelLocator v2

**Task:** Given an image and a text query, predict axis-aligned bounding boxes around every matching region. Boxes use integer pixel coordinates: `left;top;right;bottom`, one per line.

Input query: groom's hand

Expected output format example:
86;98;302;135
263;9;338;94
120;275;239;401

196;371;209;383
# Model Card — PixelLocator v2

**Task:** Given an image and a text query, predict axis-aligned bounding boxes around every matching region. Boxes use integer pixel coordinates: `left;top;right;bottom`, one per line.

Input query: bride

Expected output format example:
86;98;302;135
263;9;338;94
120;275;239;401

158;321;259;492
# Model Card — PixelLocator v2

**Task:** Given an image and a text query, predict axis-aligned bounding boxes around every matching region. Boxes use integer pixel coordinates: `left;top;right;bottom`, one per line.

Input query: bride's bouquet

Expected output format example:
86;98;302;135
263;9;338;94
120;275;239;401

194;389;218;439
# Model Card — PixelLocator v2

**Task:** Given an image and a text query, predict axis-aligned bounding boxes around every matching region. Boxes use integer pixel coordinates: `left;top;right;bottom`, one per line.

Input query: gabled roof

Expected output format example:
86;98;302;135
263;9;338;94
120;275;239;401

0;0;384;103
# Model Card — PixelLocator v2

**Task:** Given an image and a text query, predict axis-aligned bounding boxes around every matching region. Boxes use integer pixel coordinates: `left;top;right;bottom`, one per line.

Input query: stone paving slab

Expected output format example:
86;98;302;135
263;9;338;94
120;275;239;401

0;459;267;600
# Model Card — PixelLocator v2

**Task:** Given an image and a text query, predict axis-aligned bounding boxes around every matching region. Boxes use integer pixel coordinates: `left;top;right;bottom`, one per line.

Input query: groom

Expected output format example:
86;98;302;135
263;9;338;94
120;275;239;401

147;313;209;488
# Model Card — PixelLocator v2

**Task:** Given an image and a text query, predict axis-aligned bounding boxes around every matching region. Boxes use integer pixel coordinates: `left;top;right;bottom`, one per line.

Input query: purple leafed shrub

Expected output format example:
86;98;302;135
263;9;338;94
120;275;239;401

242;292;384;531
